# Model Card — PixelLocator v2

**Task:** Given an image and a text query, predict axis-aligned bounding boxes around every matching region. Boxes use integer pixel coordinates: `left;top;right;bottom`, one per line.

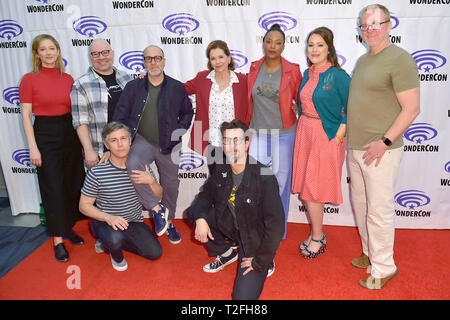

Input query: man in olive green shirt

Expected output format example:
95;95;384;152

347;4;420;290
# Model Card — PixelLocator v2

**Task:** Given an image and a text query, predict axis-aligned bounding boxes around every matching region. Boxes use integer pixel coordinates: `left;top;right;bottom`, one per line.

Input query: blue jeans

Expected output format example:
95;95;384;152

249;131;295;239
90;220;162;262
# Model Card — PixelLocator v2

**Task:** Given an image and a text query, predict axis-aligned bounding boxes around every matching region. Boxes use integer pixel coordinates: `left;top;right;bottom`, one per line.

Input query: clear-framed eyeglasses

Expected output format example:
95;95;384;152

223;137;246;145
358;20;390;32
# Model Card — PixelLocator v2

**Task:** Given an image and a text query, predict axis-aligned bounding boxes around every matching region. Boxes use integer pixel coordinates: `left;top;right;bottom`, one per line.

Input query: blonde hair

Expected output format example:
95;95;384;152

31;34;65;73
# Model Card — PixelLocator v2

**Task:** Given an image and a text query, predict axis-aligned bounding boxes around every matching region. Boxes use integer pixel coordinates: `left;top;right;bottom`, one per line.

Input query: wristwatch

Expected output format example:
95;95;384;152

381;136;392;147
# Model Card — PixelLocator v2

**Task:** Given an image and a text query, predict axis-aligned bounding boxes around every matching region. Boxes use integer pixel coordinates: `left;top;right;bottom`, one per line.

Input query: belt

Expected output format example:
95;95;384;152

301;112;321;120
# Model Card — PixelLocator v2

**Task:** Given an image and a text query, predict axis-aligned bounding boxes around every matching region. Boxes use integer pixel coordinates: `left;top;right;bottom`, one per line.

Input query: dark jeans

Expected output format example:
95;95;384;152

90;220;162;262
187;207;268;300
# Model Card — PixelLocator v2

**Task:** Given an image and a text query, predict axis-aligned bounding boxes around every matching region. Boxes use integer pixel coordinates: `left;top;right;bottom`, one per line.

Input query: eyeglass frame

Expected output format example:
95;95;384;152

143;55;164;63
358;20;390;32
223;136;248;145
90;49;111;58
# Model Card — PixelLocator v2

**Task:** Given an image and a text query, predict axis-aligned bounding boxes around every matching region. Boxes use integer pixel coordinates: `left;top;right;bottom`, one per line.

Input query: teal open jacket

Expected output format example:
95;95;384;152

297;67;351;141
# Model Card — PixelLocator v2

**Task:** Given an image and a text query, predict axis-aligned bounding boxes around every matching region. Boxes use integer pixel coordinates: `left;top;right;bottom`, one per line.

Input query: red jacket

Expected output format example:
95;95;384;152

185;70;248;156
246;56;302;128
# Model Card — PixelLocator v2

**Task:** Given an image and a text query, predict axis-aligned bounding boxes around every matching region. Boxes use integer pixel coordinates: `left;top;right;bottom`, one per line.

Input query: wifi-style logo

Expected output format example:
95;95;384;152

162;13;200;36
12;149;31;167
337;52;347;67
404;123;438;144
258;11;297;32
230;50;248;69
390;12;399;29
119;51;144;73
72;16;107;38
3;87;20;106
444;161;450;173
395;190;431;210
179;152;204;171
411;49;447;73
0;19;24;40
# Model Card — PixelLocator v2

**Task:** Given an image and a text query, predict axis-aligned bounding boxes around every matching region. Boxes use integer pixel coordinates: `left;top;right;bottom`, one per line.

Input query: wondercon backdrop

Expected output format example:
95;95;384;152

0;0;449;229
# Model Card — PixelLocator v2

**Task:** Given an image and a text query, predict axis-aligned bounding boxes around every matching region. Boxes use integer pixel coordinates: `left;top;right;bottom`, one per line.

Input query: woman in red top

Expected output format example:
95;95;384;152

19;34;85;262
247;24;302;239
185;40;248;174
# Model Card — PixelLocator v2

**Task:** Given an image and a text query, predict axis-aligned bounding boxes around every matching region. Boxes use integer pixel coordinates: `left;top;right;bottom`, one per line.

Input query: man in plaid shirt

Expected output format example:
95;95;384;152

71;39;132;168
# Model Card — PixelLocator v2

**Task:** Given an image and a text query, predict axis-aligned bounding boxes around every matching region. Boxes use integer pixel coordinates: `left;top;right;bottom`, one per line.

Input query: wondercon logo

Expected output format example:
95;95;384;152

162;13;200;36
179;152;204;171
230;50;248;69
395;190;431;210
258;11;297;31
0;19;23;40
3;87;20;106
403;123;437;144
72;16;107;38
12;149;31;167
119;51;145;73
411;49;447;73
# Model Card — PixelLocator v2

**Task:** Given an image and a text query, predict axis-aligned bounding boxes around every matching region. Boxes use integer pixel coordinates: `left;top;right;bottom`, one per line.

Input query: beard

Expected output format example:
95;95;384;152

148;67;163;77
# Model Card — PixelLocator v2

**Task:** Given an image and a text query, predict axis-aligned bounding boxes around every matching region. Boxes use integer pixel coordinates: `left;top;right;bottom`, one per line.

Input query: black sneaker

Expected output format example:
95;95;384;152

64;229;85;245
203;250;238;273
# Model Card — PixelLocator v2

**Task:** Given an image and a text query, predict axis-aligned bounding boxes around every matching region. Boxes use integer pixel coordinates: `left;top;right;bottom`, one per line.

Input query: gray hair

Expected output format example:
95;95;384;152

360;4;391;21
102;121;132;142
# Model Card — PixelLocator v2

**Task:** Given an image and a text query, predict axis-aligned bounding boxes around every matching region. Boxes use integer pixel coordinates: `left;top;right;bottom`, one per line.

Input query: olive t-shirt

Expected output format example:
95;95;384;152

138;81;161;147
347;44;419;150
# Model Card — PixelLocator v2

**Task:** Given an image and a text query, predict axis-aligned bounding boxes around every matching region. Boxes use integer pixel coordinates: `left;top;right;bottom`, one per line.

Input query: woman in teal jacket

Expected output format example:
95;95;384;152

291;27;351;259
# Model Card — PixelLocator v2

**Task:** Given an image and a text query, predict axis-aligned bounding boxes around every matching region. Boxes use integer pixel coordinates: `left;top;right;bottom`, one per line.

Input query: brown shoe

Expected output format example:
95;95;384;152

359;269;399;290
351;253;371;269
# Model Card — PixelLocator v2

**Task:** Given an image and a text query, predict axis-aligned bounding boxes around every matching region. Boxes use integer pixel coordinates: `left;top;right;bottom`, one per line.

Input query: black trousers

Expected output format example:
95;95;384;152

34;113;85;237
187;206;269;300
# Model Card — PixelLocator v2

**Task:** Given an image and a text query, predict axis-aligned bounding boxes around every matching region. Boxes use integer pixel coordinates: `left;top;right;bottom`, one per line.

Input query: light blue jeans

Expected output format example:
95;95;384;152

249;130;296;239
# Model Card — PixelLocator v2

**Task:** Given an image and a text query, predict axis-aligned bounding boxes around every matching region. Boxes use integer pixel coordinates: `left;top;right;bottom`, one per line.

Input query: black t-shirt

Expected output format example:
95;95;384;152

94;70;123;122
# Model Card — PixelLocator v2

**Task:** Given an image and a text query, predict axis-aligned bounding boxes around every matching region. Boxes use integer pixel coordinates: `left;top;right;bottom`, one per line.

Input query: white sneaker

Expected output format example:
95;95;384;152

94;240;104;253
110;254;128;272
267;261;275;277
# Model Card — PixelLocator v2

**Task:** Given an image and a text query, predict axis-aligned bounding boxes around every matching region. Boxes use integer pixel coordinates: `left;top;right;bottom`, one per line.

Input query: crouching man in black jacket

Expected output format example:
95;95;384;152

186;119;285;300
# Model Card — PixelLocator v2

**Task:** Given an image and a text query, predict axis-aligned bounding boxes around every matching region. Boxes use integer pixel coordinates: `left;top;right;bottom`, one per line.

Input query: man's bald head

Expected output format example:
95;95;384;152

89;39;114;75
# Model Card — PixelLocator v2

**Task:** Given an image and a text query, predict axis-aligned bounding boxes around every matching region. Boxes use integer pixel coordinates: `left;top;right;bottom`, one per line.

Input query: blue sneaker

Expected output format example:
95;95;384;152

152;205;168;236
166;223;181;244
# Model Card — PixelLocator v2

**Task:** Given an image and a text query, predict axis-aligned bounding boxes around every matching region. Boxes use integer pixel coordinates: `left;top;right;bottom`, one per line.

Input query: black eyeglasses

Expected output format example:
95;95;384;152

358;20;390;32
223;137;246;145
90;50;111;58
143;55;164;63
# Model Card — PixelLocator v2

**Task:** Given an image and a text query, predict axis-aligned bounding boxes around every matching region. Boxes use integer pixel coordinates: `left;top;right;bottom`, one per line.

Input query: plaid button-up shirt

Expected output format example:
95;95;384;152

71;67;132;156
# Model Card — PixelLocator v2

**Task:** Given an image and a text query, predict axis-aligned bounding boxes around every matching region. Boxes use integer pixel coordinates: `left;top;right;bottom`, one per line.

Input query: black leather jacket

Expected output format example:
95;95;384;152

187;156;285;272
